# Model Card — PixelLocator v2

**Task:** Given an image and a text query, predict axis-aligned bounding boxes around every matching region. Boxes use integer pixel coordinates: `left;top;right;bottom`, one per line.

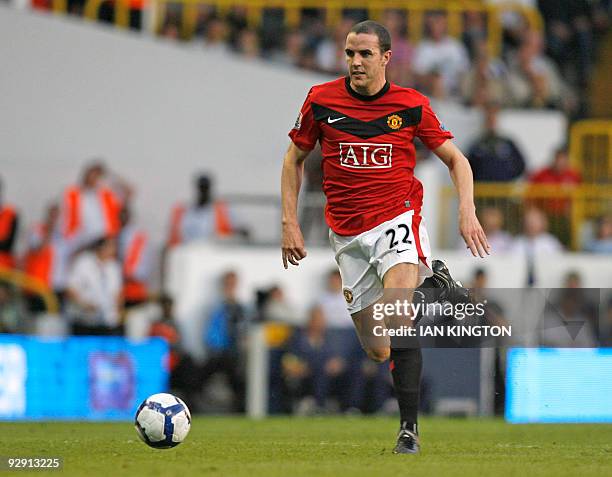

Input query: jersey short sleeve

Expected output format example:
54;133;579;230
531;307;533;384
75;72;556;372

288;88;320;151
416;98;454;150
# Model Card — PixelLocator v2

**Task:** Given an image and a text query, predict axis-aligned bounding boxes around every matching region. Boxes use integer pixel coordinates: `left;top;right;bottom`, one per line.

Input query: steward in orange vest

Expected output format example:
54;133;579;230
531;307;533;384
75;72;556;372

166;174;240;247
0;178;19;269
118;207;151;307
22;203;74;297
60;162;127;248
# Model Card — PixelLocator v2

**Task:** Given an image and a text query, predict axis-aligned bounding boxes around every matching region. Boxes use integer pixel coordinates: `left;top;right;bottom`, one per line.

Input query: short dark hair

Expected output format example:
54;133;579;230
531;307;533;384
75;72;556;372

349;20;391;52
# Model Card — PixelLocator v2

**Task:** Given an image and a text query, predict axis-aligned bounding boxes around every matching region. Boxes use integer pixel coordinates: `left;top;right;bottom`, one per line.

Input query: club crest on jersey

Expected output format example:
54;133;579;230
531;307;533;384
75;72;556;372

343;288;353;304
387;114;402;130
339;143;392;169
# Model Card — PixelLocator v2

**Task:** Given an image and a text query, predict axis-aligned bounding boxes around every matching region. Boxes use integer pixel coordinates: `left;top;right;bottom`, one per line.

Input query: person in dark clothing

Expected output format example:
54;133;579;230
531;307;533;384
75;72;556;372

282;306;356;413
467;103;526;181
198;270;246;412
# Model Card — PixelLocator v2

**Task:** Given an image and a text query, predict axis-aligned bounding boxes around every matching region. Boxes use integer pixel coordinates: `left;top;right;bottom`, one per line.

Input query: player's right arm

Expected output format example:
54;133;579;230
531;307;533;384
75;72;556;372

281;142;310;269
282;87;321;269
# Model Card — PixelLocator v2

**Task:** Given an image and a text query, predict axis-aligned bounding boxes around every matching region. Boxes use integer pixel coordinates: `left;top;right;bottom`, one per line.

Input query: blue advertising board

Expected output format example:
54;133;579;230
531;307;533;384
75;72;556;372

506;348;612;423
0;335;168;420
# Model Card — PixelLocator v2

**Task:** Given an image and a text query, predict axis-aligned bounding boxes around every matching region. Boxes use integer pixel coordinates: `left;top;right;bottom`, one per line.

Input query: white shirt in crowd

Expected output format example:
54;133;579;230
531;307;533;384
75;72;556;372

413;37;469;94
317;291;353;329
67;252;122;326
511;234;564;256
80;189;108;246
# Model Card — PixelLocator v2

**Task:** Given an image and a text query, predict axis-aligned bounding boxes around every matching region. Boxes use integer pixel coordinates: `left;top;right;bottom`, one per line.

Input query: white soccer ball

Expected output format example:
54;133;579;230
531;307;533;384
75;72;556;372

134;393;191;449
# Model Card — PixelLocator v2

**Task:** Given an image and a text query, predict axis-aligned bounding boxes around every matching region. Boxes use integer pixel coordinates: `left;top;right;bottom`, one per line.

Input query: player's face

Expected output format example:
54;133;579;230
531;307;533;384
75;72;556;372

345;32;391;91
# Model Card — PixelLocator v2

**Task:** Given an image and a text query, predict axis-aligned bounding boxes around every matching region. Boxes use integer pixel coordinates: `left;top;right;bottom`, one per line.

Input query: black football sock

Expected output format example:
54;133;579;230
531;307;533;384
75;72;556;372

389;347;422;434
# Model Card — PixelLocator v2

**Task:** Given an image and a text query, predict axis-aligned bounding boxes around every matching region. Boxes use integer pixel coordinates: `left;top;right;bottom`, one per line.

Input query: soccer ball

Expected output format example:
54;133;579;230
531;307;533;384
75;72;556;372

134;393;191;449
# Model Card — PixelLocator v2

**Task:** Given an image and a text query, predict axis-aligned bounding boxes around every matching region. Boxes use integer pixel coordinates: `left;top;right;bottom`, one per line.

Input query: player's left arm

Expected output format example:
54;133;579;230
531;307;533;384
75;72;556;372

433;139;491;258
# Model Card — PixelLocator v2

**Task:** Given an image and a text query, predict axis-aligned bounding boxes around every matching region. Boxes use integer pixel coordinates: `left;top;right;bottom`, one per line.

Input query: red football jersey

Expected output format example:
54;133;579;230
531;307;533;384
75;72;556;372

289;76;453;236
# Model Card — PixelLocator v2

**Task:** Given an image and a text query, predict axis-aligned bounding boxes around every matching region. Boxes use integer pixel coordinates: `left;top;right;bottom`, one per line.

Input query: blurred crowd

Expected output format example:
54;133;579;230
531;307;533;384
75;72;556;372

2;0;611;415
0;163;251;335
28;1;610;119
0;160;611;415
176;3;608;119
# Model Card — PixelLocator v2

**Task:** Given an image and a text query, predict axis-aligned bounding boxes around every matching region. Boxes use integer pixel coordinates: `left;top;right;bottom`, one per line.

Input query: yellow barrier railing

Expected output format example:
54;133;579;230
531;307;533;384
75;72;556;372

0;267;60;314
71;0;542;58
82;0;132;28
570;120;612;184
439;183;612;251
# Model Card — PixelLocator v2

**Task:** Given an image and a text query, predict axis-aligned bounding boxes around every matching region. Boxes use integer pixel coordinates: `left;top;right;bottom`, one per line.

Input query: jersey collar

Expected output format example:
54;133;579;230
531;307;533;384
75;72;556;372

344;76;390;101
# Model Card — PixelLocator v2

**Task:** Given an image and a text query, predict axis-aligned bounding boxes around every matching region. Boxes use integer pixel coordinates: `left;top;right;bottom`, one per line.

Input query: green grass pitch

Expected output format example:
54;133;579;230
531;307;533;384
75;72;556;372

2;417;611;476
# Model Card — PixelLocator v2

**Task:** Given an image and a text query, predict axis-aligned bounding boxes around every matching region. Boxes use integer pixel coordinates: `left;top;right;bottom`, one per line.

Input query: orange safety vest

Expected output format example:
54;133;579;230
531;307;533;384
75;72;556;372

0;205;18;269
63;186;122;239
167;201;233;247
122;230;148;302
22;223;54;289
23;245;54;289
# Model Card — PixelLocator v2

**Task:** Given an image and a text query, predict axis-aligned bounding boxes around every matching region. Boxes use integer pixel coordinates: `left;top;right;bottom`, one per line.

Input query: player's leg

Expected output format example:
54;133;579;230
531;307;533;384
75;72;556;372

381;263;422;455
351;262;422;454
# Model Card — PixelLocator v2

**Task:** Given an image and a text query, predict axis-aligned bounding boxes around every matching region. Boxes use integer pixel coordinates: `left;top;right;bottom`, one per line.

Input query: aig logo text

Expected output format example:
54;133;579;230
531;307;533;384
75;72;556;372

339;143;393;169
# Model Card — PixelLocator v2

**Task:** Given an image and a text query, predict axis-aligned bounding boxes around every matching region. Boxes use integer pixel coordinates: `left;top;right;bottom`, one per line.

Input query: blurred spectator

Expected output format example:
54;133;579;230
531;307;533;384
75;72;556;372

0;281;25;333
529;146;581;202
199;270;246;412
584;214;612;254
203;16;230;53
506;30;576;112
563;269;583;288
511;206;564;256
529;146;581;244
66;236;123;336
272;29;306;67
413;12;470;97
0;177;19;270
316;269;353;330
468;267;507;413
150;295;181;371
282;306;354;414
530;146;581;185
22;203;73;310
467;103;526;181
463;207;514;254
262;285;301;327
118;207;152;308
460;40;510;107
60;161;130;250
148;294;202;407
225;6;249;50
316;269;365;412
315;17;354;74
237;28;261;59
160;18;180;41
539;272;599;347
538;0;596;91
167;174;248;247
383;9;415;87
462;10;488;58
149;295;180;371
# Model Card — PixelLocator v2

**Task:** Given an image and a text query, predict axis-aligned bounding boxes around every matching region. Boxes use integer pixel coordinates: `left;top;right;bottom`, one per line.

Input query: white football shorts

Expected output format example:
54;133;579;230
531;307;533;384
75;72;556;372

329;210;433;314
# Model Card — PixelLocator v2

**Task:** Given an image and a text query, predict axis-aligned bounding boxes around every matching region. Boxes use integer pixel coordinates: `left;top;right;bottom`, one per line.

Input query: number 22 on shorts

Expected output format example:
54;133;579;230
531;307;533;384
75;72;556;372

385;223;412;252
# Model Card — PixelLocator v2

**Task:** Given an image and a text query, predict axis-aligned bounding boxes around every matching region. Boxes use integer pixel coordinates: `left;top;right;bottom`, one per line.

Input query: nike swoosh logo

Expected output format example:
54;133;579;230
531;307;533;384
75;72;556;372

396;249;410;254
327;116;346;124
